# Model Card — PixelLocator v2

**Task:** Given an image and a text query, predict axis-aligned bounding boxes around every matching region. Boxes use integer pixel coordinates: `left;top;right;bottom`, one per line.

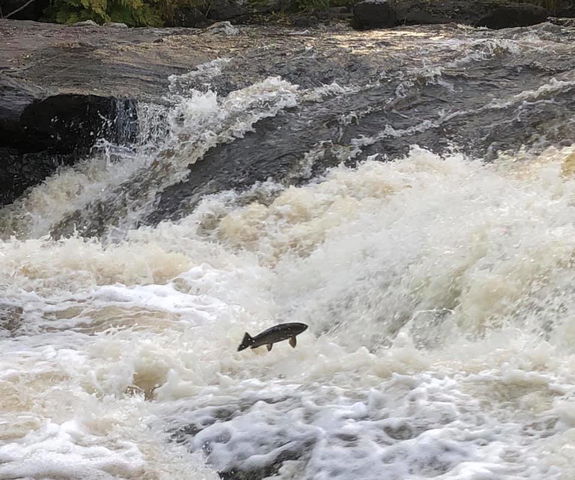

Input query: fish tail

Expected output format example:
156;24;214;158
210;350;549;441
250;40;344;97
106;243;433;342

237;332;254;351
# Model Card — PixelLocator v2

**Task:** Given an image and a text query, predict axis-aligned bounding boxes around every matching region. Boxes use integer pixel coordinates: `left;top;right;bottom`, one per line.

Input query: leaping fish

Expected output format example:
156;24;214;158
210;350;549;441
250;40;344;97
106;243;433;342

237;322;308;352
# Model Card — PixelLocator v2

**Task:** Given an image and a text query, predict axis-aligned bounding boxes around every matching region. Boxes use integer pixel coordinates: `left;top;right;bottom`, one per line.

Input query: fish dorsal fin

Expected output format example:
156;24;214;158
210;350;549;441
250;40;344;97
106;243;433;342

289;336;297;348
266;344;273;351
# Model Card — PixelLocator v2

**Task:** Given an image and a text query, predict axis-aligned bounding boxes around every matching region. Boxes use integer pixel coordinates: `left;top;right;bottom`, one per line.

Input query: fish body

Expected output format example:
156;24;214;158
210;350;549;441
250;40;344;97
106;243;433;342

237;322;308;351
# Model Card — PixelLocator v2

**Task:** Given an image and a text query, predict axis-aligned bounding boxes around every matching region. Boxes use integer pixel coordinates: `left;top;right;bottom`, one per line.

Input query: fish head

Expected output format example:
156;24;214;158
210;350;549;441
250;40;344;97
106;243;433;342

237;332;254;351
290;322;309;335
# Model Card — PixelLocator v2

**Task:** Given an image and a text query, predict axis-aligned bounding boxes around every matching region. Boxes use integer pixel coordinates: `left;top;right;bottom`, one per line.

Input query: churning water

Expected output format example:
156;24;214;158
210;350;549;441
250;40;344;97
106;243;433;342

2;22;575;480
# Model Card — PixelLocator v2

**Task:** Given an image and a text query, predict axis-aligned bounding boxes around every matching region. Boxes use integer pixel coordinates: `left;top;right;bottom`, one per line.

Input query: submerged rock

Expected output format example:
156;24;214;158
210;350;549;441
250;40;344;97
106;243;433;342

0;304;23;336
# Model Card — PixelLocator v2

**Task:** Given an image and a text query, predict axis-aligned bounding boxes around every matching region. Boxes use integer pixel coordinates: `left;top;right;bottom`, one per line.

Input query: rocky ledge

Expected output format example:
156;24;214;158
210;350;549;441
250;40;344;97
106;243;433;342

0;19;221;205
0;19;356;206
1;3;574;206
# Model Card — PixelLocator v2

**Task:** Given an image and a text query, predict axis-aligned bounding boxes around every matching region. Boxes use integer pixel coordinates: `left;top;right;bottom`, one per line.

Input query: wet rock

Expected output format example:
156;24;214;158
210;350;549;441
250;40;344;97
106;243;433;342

0;74;138;205
353;0;397;29
0;147;77;205
104;22;129;28
205;20;240;35
0;304;23;336
72;19;99;27
476;3;549;29
395;0;453;25
550;17;575;27
0;80;138;154
19;93;138;153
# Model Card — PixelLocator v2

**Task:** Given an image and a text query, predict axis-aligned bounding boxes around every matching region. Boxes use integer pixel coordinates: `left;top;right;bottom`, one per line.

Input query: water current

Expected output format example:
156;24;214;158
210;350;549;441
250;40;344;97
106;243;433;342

1;22;575;480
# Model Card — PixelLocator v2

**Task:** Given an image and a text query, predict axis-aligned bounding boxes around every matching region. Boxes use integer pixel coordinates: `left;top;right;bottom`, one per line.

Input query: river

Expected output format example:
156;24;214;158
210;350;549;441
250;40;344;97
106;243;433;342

1;22;575;480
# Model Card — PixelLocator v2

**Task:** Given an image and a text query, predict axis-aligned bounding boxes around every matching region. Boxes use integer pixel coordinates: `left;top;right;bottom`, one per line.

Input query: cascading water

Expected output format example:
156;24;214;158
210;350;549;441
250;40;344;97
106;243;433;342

1;22;575;480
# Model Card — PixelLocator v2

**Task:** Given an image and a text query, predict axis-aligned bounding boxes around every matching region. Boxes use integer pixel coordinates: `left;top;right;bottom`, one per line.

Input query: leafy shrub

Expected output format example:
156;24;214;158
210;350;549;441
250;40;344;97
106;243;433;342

46;0;159;25
46;0;210;26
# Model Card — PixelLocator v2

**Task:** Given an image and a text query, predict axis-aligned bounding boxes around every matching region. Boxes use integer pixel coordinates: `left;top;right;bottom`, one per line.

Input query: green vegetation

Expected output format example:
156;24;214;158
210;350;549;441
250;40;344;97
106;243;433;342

47;0;155;25
45;0;352;26
45;0;206;26
43;0;564;27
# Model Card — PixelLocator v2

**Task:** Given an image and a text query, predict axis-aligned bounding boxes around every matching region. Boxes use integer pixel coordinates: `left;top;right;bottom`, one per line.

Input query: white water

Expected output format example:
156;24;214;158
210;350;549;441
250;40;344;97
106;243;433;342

3;146;575;479
2;27;575;480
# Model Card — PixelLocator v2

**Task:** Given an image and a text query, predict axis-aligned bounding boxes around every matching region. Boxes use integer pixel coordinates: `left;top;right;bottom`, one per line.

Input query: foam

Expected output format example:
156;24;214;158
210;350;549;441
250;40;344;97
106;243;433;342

4;145;575;478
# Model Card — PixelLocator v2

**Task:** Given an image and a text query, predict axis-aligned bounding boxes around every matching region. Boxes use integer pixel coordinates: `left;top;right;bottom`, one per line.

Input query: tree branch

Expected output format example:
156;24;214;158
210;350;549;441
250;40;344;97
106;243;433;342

3;0;36;18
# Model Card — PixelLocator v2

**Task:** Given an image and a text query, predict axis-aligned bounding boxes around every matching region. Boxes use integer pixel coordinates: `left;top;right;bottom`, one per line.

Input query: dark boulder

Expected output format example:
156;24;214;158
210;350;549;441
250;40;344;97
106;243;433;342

206;0;246;20
19;94;138;153
0;147;78;206
166;6;208;27
476;3;549;29
292;15;319;27
0;74;138;205
353;0;397;29
0;76;138;154
395;0;454;25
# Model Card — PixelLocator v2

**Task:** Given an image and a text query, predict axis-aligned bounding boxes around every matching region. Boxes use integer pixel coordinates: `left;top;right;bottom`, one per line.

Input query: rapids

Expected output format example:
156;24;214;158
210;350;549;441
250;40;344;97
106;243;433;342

1;22;575;480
